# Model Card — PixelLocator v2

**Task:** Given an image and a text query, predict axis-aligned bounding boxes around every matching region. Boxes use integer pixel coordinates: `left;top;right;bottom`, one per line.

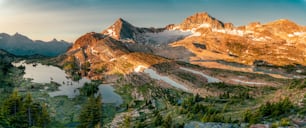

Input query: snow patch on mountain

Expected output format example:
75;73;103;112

199;23;211;28
189;32;202;37
212;29;245;36
137;30;191;44
252;36;272;42
134;65;147;72
170;23;212;32
120;38;135;43
232;79;267;85
288;32;306;37
109;58;117;62
105;25;118;39
91;47;99;54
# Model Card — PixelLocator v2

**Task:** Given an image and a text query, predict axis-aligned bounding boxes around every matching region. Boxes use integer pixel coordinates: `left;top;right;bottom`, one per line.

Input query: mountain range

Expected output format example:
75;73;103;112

1;12;305;127
0;33;71;57
63;12;306;79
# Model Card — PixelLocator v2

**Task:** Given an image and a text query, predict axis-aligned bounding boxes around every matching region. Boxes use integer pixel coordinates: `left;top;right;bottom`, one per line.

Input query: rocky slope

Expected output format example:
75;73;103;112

0;33;71;56
0;49;16;62
101;12;306;69
64;32;169;79
63;12;306;81
170;12;306;67
102;18;190;45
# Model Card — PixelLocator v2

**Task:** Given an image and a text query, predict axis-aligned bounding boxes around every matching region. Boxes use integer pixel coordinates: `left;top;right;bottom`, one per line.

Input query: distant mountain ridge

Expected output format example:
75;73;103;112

0;33;72;57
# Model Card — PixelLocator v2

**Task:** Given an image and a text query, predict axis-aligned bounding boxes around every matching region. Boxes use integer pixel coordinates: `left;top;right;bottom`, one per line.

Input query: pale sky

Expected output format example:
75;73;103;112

1;0;306;42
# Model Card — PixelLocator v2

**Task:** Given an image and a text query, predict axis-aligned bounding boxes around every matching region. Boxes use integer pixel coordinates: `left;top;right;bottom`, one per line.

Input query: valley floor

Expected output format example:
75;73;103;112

0;58;305;128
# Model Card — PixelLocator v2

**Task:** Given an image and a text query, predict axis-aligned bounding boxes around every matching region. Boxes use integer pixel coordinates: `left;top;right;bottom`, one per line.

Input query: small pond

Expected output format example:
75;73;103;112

12;61;123;105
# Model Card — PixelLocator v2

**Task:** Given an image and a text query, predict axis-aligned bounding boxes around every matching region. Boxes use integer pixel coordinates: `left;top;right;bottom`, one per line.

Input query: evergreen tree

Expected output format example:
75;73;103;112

162;114;172;128
242;110;260;124
78;95;102;128
37;104;51;128
0;90;50;127
201;113;210;122
22;93;34;127
154;112;163;126
122;114;131;128
0;89;23;127
193;93;201;102
80;82;99;96
135;120;145;128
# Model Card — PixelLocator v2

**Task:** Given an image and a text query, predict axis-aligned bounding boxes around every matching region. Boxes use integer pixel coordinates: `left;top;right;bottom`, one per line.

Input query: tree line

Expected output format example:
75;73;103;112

0;90;50;128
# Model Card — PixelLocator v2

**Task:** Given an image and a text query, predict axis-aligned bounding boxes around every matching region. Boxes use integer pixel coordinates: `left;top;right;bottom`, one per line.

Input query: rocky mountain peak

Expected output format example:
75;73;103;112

13;32;30;40
268;19;299;28
51;38;58;42
247;22;261;28
102;18;138;40
69;32;105;51
69;11;306;74
272;19;296;24
112;18;133;29
224;23;234;30
179;12;224;30
265;19;302;33
116;18;128;24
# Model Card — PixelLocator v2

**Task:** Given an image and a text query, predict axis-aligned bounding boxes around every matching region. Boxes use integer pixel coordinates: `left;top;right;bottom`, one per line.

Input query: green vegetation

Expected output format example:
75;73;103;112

243;98;295;124
78;95;102;128
81;61;91;72
153;112;163;126
78;79;103;128
126;78;303;127
162;114;173;128
63;58;78;73
177;72;197;82
298;94;306;115
94;65;107;74
176;60;286;83
79;82;100;96
0;56;304;127
259;98;293;118
0;60;15;94
288;79;306;89
63;57;82;81
122;112;131;128
0;90;50;128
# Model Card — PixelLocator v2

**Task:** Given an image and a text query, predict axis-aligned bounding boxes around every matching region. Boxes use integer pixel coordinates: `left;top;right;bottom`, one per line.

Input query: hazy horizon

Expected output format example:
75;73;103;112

1;0;306;42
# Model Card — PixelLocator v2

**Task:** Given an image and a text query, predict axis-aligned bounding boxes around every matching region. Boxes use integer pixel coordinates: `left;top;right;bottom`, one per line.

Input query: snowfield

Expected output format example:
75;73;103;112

212;29;245;36
137;30;191;44
288;32;306;37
